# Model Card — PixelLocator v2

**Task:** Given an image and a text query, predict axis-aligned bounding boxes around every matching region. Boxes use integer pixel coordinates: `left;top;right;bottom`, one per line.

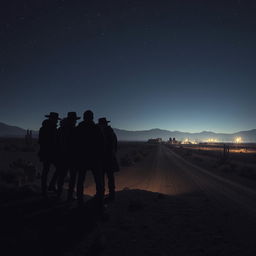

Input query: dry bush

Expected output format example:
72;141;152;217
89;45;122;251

133;152;143;162
192;156;203;163
0;159;37;186
218;164;233;173
0;181;18;202
130;150;138;156
120;155;134;167
184;149;192;157
238;166;256;180
215;159;238;173
20;146;36;152
4;144;19;152
128;198;145;211
139;149;148;157
0;168;22;185
10;159;37;183
0;180;15;191
0;181;40;203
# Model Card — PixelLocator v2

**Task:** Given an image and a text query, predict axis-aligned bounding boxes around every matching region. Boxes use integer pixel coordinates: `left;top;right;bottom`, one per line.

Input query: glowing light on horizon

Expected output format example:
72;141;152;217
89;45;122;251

182;138;197;144
206;138;218;143
234;137;242;143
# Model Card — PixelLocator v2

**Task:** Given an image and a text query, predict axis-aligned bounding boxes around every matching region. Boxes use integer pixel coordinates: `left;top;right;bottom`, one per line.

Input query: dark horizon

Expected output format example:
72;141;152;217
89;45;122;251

1;119;256;134
1;120;256;144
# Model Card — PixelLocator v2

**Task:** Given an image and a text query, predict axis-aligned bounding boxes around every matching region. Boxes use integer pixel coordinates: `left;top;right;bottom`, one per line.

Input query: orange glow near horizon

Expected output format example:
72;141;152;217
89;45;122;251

234;137;242;143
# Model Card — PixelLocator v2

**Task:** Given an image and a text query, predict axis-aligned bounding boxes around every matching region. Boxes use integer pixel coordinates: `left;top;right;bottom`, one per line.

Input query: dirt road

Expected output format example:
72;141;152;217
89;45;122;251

87;144;256;214
86;144;256;255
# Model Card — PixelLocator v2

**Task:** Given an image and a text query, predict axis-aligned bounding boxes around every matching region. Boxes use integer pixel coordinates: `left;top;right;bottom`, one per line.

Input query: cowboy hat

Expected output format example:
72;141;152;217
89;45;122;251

45;112;61;120
67;112;81;120
98;117;110;125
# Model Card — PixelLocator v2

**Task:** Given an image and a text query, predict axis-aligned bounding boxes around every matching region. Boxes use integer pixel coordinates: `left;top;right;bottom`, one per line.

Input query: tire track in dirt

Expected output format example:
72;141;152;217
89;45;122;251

165;146;256;216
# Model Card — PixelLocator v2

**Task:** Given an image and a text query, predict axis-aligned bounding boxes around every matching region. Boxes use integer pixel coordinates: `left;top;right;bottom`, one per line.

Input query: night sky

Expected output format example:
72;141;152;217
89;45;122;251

1;0;255;133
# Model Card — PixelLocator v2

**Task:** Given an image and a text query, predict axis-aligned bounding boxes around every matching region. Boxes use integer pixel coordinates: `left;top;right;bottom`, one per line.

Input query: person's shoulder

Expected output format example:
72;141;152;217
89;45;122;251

77;121;85;128
41;119;50;127
40;120;52;133
107;126;114;131
107;126;115;134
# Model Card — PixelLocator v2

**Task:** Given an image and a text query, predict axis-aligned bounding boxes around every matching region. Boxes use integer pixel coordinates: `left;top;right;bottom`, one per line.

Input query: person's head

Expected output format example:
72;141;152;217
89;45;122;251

98;117;110;127
83;110;94;121
45;112;60;125
66;112;81;125
60;118;67;128
42;119;49;127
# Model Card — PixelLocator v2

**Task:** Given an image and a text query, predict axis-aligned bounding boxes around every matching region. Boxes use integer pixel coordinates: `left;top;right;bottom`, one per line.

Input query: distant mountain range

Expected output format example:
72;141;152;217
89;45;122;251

0;122;256;142
114;128;256;142
0;122;38;138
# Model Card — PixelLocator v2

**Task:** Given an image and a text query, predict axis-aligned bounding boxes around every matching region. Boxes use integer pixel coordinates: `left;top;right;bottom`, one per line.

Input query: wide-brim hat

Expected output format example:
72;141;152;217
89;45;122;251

98;117;110;125
45;112;61;120
67;112;81;120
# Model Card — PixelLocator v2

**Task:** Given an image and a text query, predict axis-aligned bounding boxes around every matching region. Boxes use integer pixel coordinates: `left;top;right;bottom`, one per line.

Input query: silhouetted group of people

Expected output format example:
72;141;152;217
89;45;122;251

38;110;119;210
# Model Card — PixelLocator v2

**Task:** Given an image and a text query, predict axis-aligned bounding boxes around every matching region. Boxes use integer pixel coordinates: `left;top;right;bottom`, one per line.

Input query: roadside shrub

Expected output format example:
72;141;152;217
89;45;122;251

0;181;15;191
120;155;134;167
230;163;237;170
192;156;203;163
218;164;233;173
0;181;18;203
131;150;137;156
4;144;19;152
20;146;36;152
133;152;143;162
0;182;40;203
184;150;192;157
0;168;22;185
139;150;148;157
128;199;144;211
7;159;37;184
238;166;256;180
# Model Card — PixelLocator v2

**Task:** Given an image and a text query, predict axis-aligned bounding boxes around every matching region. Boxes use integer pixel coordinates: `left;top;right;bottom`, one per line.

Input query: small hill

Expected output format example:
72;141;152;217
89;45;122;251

0;122;27;137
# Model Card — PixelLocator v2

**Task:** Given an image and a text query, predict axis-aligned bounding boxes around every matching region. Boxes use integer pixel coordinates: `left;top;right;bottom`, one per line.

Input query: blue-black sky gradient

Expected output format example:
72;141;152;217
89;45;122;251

1;0;256;132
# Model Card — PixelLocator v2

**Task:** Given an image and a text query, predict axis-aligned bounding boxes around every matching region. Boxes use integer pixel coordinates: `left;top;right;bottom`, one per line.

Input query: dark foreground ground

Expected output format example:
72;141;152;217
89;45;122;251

1;141;256;255
2;188;256;256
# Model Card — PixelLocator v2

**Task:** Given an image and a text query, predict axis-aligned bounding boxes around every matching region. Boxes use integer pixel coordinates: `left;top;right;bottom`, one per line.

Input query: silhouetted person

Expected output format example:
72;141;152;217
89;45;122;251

56;112;80;199
98;117;119;201
75;110;105;209
25;129;32;147
38;112;60;197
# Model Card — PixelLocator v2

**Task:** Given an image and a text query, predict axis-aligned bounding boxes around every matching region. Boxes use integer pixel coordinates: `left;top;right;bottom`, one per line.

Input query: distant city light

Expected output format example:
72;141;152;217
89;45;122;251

234;137;242;143
206;138;218;143
182;138;197;144
184;138;189;144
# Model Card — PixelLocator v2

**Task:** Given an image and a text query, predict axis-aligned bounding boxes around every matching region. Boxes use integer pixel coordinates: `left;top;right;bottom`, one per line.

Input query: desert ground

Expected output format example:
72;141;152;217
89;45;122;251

1;139;256;255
